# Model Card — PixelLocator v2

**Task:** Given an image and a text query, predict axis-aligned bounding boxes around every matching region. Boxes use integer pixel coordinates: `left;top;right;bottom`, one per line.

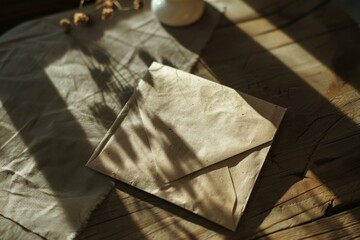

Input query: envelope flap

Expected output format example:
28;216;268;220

167;166;238;230
135;62;283;182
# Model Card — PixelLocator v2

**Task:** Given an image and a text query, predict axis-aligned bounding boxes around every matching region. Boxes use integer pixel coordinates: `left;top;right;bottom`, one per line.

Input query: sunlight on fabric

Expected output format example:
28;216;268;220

44;50;116;147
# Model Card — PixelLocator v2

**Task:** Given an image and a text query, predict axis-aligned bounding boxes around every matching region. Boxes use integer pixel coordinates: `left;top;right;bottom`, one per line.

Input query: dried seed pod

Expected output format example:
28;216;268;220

59;18;71;27
133;0;143;10
103;0;114;8
73;12;90;25
102;7;114;20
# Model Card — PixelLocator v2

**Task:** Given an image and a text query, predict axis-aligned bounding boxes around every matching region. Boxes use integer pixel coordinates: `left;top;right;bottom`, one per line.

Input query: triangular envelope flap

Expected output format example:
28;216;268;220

135;62;282;182
86;95;159;186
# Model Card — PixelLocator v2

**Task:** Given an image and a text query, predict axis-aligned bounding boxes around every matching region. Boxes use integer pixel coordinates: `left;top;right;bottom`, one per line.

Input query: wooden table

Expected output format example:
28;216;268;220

78;0;360;239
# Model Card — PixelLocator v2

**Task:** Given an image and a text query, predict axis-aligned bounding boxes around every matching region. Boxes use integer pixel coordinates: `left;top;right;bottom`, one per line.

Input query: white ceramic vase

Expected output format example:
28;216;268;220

151;0;205;27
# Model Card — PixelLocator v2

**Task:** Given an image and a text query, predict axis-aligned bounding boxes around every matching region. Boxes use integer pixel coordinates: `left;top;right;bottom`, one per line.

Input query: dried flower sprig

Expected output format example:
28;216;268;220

73;12;91;25
59;0;143;32
101;7;114;20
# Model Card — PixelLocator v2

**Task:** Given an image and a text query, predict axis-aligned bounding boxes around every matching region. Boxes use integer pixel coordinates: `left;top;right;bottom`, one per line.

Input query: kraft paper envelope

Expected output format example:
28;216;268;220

86;62;286;230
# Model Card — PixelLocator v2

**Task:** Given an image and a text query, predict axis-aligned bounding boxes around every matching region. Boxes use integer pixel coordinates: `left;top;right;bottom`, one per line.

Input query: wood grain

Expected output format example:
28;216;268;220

262;206;360;240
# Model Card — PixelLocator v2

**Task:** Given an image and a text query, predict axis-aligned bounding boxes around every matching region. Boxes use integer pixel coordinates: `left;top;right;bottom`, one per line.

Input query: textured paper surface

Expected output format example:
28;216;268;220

87;62;286;230
0;2;222;239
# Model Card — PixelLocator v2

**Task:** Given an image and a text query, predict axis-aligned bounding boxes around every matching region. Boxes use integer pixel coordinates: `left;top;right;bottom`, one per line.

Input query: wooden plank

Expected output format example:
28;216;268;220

208;0;294;26
260;206;360;240
220;0;336;36
204;3;357;69
198;0;360;239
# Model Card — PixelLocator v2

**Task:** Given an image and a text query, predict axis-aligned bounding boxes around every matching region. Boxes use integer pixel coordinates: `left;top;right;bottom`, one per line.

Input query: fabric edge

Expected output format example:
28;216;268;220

71;182;115;240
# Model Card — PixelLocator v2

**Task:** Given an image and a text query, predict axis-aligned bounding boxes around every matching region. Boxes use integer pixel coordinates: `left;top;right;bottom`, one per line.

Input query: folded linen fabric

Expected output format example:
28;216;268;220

87;62;286;230
0;2;222;239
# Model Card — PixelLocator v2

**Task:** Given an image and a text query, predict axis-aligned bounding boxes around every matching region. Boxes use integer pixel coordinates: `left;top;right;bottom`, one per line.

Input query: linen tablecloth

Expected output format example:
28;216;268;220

0;1;222;239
